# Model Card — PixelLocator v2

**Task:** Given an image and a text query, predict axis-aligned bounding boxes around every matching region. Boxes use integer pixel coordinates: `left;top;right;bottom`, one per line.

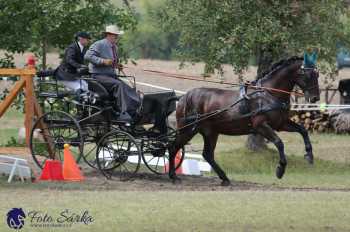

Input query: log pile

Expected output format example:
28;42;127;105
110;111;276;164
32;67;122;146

290;110;331;133
329;109;350;134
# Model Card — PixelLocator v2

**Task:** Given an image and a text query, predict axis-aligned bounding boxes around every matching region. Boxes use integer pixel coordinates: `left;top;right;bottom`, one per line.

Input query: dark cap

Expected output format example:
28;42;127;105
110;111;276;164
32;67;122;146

75;31;91;40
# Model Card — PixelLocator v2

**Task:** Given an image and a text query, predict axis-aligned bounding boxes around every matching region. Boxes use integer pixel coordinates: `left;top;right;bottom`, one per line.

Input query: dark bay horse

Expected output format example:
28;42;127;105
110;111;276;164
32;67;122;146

168;56;320;186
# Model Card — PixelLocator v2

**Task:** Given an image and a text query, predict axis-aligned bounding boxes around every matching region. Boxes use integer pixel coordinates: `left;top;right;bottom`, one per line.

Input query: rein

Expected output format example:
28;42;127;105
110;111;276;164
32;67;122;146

139;69;304;97
175;90;284;133
248;84;304;97
175;96;246;133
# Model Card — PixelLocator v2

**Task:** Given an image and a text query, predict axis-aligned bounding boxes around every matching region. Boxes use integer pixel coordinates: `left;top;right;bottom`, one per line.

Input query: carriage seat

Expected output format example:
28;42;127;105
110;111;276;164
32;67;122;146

36;70;74;99
86;79;110;99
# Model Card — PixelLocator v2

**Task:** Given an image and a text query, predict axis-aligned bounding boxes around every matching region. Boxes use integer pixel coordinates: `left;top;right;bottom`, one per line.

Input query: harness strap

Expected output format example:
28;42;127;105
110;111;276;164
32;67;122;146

176;90;289;134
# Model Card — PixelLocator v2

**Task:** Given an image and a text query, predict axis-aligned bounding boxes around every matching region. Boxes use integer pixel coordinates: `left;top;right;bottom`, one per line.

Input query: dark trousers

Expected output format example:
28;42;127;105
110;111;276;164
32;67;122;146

92;74;141;116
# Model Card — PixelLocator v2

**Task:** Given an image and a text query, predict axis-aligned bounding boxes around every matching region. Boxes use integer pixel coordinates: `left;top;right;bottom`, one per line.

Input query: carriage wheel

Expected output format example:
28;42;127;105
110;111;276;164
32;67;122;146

141;127;185;175
30;111;83;169
141;147;185;175
80;124;110;169
82;141;99;169
95;129;141;180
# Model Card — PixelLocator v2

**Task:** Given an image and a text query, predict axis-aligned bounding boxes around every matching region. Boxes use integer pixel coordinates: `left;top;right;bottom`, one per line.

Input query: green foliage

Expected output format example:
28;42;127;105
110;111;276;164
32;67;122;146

0;0;136;68
0;53;15;68
161;0;350;79
3;136;25;147
0;53;24;111
123;0;179;60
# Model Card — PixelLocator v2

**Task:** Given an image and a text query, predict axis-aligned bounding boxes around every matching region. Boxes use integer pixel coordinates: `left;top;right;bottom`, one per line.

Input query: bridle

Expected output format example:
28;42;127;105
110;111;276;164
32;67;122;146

295;66;319;93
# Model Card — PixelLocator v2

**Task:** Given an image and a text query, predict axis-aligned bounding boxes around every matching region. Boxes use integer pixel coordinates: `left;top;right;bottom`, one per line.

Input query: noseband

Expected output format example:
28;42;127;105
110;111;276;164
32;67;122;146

296;66;319;92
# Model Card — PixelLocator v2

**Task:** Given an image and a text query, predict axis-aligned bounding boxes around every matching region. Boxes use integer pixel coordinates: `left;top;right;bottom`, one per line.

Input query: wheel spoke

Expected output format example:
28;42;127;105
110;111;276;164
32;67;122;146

96;131;140;178
147;156;156;164
31;111;82;169
155;157;160;172
121;162;130;173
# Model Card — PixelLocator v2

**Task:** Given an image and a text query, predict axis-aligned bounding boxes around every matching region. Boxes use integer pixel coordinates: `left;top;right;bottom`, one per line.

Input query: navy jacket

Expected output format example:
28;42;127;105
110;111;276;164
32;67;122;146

56;42;87;81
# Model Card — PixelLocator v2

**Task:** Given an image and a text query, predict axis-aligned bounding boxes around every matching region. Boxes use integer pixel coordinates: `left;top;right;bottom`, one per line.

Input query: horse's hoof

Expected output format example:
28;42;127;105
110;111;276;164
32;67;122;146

171;177;182;185
221;179;231;186
276;165;286;179
304;154;314;165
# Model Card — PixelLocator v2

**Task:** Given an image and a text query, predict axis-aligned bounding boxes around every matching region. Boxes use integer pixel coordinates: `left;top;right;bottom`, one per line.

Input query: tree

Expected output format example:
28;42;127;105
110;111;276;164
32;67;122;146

160;0;350;151
161;0;349;74
0;0;136;69
123;0;179;60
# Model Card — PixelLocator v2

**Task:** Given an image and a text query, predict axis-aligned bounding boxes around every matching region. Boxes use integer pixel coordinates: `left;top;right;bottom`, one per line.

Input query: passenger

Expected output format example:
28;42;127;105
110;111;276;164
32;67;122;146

55;31;91;92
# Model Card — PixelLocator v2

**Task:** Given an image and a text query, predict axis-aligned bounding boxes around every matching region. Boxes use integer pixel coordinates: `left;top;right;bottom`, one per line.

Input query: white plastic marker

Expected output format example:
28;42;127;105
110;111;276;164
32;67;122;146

290;103;350;111
136;81;186;95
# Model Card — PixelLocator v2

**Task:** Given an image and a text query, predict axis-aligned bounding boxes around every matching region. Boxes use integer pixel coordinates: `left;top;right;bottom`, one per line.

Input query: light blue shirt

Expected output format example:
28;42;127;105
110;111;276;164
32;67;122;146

84;38;117;76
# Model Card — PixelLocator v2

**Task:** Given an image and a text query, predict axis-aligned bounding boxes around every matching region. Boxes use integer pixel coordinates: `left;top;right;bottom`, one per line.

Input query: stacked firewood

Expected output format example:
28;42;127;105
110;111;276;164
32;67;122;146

289;110;331;132
329;109;350;134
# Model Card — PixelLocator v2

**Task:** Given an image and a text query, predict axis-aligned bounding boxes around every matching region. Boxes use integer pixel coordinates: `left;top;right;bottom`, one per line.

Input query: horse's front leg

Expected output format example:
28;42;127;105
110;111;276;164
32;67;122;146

168;129;197;184
255;121;287;179
281;119;313;164
168;146;181;183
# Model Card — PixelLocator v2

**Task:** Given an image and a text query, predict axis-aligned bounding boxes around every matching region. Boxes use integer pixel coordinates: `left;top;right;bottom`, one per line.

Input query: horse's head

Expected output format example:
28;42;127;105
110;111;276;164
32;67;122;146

294;66;320;103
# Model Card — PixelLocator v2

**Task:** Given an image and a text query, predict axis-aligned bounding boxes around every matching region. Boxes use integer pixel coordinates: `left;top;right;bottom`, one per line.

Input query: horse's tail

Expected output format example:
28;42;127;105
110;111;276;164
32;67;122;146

176;90;196;127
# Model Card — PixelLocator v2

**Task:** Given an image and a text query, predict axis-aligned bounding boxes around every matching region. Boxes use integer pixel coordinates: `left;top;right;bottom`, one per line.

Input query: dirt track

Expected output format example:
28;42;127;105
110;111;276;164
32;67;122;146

78;170;350;192
2;150;350;192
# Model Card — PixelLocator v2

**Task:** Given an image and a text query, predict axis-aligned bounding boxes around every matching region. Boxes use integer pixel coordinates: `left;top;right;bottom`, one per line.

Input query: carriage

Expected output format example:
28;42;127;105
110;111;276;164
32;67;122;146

30;69;184;179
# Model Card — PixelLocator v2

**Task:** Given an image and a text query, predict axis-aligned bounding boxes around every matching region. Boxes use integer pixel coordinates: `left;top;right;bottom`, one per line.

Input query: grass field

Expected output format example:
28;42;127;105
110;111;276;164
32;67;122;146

1;108;350;231
1;187;350;232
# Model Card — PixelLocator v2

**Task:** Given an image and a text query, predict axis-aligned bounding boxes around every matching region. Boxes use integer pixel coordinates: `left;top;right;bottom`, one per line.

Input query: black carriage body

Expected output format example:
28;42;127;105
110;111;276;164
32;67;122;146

140;91;176;133
338;79;350;104
32;70;183;175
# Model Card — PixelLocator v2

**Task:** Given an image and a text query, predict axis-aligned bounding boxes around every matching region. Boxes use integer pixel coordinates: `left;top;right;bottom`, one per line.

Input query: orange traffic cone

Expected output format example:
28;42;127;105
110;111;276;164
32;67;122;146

39;160;64;181
165;150;183;174
62;144;84;181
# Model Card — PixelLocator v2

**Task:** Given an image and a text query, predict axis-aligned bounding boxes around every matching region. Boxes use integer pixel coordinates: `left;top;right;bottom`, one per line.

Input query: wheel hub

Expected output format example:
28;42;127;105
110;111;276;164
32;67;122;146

55;136;65;149
114;150;128;163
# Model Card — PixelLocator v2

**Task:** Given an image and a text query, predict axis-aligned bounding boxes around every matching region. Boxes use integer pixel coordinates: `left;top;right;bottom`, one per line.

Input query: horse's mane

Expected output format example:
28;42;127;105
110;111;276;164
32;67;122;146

260;56;303;78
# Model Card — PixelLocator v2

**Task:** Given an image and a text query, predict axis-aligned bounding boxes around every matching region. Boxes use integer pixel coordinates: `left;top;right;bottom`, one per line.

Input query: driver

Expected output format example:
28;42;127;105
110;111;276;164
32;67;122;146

84;25;141;122
55;31;91;92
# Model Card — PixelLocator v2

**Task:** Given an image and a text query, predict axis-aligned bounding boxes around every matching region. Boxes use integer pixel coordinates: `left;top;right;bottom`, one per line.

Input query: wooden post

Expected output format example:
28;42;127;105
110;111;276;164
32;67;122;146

0;56;39;147
24;60;36;146
24;74;34;146
34;98;55;158
0;79;25;118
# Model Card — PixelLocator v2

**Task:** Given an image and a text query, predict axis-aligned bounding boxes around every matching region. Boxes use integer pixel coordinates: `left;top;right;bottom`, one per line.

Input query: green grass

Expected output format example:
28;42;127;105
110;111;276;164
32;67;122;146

190;132;350;164
208;147;350;188
0;108;23;145
216;148;350;175
0;128;19;146
0;189;350;232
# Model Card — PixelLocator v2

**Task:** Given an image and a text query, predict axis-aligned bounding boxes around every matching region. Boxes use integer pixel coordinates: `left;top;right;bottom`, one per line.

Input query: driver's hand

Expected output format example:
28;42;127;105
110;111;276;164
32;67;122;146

103;59;113;66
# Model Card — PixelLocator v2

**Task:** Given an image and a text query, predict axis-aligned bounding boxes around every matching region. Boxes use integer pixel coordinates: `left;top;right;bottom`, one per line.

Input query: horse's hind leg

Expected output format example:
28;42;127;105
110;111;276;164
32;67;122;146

281;119;313;164
255;122;287;179
168;130;197;183
201;132;230;186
